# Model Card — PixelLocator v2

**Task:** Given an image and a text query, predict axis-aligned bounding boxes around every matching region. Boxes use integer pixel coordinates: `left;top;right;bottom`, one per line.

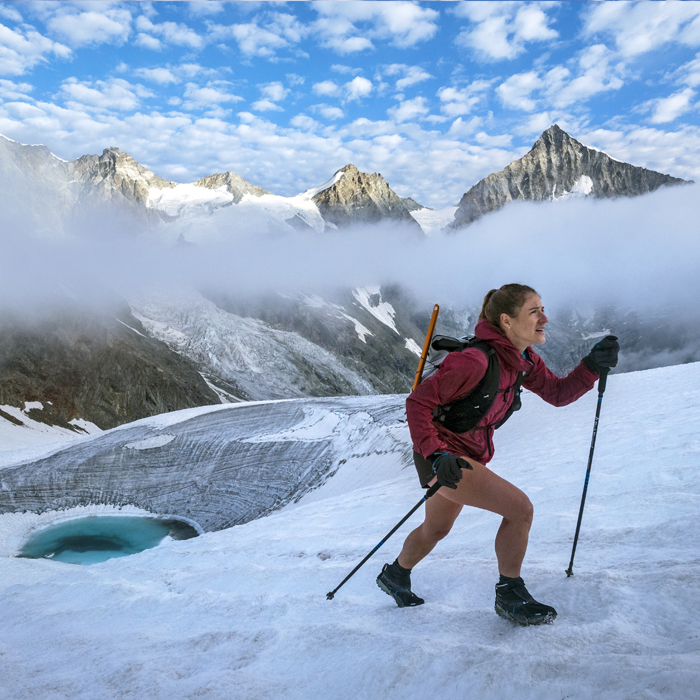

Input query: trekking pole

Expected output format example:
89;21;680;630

328;304;442;600
565;368;610;577
412;304;440;391
326;482;440;600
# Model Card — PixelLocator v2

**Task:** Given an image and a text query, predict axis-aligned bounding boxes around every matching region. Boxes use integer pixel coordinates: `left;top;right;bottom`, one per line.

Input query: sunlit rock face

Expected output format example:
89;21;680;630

312;164;423;230
0;396;410;531
450;124;691;229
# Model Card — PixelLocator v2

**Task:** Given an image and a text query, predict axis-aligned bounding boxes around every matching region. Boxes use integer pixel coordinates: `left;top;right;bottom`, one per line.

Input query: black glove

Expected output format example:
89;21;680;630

584;335;620;373
428;452;473;489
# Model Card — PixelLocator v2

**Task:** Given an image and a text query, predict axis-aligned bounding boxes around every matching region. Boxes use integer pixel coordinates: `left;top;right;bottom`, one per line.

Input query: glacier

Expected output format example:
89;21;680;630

0;361;698;699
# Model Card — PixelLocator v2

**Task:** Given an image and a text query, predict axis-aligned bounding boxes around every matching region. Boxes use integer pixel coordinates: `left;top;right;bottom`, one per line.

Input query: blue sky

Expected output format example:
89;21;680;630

1;1;700;207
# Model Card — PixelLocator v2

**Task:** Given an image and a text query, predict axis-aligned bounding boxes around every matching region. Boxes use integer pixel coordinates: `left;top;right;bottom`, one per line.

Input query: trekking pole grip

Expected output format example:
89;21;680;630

598;367;610;395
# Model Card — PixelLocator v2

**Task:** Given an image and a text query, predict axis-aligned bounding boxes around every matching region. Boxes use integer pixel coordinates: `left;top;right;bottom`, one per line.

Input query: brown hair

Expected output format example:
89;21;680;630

479;283;539;330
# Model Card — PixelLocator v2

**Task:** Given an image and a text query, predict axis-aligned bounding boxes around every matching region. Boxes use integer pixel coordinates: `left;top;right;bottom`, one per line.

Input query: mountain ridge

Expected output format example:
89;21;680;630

450;124;692;229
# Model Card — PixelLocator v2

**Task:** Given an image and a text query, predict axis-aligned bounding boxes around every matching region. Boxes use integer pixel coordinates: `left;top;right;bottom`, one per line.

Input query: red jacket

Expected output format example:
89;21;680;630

406;319;599;464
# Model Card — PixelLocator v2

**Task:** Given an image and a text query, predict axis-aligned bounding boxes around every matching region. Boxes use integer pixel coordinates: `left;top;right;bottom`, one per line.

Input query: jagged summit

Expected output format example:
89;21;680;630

195;171;269;203
72;147;175;207
450;123;691;229
311;163;422;229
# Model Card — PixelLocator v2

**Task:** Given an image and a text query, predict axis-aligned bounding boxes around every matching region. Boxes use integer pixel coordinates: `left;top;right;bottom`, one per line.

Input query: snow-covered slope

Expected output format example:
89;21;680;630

0;362;698;699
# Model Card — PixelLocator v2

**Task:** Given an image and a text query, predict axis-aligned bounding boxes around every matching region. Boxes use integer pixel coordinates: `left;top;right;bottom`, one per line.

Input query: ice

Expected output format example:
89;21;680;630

0;362;698;699
352;286;399;334
410;205;459;236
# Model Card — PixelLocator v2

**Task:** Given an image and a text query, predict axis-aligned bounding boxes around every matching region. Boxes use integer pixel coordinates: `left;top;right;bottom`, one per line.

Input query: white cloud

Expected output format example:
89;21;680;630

0;5;23;23
311;104;344;121
331;64;363;76
135;33;163;51
344;76;373;101
183;82;244;108
47;7;132;48
584;1;700;57
0;78;33;101
251;99;281;112
383;64;433;91
438;80;491;117
0;23;71;76
134;67;179;85
387;96;429;123
251;82;290;112
497;71;543;111
136;16;204;50
313;1;439;53
454;1;558;61
290;114;318;131
187;1;225;17
544;44;624;108
312;80;341;97
209;13;307;58
58;77;153;112
646;88;697;124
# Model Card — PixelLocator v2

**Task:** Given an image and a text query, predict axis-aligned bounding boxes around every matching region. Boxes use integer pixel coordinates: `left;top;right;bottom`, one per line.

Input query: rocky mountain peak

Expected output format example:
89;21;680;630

450;123;691;229
71;147;175;207
195;171;269;204
312;163;422;230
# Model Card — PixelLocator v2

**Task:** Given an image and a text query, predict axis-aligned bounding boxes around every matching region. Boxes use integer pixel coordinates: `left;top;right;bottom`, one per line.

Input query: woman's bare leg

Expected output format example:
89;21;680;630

398;459;533;577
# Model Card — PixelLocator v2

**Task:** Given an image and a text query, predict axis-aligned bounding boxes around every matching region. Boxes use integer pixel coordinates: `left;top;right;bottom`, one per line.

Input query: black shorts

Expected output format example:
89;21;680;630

413;451;435;489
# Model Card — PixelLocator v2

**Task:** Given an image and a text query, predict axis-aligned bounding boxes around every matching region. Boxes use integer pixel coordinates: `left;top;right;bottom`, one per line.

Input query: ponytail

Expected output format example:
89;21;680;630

479;283;538;330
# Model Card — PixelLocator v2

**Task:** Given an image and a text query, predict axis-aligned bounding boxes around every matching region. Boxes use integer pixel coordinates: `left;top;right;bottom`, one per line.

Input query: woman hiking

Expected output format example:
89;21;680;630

376;283;619;625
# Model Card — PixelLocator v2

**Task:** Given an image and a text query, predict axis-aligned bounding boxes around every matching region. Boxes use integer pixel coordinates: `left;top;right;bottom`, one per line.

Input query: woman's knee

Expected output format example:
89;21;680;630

515;494;534;524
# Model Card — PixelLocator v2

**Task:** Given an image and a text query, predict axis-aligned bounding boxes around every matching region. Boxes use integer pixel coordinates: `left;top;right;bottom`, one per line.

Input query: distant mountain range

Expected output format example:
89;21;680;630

0;126;695;433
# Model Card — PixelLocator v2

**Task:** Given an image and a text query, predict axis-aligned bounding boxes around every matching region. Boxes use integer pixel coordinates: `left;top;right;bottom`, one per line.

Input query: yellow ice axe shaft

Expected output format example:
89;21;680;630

412;304;439;391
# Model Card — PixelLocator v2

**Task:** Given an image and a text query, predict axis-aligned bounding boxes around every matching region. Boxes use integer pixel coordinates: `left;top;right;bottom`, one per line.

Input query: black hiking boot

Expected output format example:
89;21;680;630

376;561;424;608
494;576;557;626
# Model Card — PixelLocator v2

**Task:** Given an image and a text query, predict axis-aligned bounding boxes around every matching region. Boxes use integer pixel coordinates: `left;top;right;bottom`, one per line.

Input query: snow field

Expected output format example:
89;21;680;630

0;363;698;699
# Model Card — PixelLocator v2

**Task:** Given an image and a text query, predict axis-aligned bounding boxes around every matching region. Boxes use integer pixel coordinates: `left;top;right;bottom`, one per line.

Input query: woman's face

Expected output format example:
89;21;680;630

501;293;548;351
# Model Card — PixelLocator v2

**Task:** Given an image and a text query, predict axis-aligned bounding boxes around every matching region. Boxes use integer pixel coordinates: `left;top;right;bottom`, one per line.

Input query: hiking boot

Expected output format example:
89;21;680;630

494;576;557;626
376;561;424;608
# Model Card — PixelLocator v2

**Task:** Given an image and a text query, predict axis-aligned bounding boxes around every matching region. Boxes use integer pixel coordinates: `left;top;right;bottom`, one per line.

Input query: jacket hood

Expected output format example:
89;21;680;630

474;318;535;372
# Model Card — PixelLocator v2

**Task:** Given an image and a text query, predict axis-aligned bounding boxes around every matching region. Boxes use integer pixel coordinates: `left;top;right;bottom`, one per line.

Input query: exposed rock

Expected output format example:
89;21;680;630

71;147;175;210
194;171;269;203
402;197;426;212
0;294;220;430
312;164;422;230
451;124;691;229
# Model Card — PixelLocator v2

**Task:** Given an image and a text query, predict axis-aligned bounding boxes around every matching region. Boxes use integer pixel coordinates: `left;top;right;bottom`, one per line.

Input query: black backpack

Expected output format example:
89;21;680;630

421;335;527;434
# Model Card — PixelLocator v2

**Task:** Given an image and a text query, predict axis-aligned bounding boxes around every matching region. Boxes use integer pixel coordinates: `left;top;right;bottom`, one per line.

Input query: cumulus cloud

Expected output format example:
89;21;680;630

46;7;132;48
58;78;153;112
0;78;33;101
311;104;344;121
0;22;71;76
312;80;342;97
0;4;23;23
646;88;696;124
134;67;180;85
251;82;291;112
209;12;307;59
438;81;491;117
312;1;439;53
183;81;244;109
344;76;373;101
387;96;429;123
136;16;204;50
454;1;558;61
497;71;543;111
584;1;700;57
383;64;433;91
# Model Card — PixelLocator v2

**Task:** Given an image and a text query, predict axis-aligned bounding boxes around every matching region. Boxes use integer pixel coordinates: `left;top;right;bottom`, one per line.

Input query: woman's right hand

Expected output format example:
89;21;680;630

429;453;473;489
